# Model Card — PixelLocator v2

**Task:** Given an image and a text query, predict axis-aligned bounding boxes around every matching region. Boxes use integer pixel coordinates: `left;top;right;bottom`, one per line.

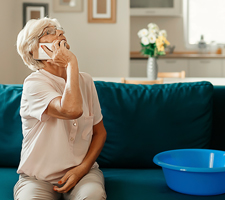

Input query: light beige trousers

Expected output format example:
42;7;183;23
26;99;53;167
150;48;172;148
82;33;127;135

14;168;107;200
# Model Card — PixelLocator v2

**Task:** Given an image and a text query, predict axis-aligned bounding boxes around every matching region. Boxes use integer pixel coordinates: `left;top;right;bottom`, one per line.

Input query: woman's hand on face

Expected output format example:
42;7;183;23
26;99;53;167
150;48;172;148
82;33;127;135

41;40;77;68
53;165;88;193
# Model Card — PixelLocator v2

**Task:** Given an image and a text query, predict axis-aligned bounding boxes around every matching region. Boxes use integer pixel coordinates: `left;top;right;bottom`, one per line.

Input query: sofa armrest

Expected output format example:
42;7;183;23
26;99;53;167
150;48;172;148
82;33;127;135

211;86;225;150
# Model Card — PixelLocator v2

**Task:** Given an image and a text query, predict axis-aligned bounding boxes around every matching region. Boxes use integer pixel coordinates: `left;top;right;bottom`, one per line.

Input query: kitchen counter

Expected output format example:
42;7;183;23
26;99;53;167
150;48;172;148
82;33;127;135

93;77;225;86
131;51;225;59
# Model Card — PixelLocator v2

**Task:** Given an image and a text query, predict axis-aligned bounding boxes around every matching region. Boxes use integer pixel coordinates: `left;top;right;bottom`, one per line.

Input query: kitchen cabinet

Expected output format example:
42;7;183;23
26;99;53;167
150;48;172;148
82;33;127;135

189;59;223;77
130;0;181;16
130;58;225;78
157;59;189;75
222;60;225;77
130;59;189;77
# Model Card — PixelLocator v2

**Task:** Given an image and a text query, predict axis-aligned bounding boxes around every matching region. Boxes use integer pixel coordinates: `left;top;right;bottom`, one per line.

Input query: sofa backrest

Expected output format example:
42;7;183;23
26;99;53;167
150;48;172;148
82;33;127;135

95;81;214;168
0;84;23;167
0;82;216;169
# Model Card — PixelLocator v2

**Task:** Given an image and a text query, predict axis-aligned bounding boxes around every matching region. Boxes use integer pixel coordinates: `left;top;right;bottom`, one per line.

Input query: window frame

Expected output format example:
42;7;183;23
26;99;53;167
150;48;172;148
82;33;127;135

183;0;198;50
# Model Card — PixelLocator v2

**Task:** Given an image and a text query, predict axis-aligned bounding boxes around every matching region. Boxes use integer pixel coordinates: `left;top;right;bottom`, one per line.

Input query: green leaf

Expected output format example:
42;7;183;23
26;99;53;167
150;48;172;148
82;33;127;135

140;42;158;56
151;43;156;48
148;47;154;51
140;42;150;48
140;49;148;56
145;49;150;55
158;51;166;56
140;49;145;54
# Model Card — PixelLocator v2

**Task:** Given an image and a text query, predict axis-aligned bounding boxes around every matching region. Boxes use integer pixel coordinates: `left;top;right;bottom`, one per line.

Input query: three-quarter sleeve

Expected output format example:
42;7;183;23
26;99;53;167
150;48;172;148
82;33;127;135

23;78;61;122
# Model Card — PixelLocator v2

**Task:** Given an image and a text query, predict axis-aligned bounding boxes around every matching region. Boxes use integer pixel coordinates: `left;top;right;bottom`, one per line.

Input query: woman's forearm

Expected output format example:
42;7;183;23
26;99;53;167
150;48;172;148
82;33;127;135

61;59;83;118
80;121;107;173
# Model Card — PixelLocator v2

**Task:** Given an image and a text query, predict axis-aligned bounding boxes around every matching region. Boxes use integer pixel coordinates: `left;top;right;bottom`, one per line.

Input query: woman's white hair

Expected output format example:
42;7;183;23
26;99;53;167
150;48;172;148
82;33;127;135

17;17;61;71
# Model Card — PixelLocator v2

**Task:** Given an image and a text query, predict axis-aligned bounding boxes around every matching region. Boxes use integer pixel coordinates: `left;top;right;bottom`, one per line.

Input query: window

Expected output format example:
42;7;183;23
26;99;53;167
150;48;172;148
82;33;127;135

185;0;225;46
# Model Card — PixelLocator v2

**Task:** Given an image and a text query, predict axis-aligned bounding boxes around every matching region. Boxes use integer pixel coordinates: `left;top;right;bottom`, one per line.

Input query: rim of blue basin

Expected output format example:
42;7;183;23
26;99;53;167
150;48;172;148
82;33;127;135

153;149;225;173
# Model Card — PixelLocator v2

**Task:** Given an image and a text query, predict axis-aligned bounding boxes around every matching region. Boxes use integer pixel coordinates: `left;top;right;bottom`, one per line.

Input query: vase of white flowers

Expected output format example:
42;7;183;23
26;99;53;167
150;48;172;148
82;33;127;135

138;23;170;80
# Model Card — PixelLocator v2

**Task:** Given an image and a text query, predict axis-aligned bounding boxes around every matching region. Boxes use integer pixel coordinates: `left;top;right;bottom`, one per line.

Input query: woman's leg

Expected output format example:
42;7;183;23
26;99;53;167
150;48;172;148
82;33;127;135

14;174;62;200
63;168;106;200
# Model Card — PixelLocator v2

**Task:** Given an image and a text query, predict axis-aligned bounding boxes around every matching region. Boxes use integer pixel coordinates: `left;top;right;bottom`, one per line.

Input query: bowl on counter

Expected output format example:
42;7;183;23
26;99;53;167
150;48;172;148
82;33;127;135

153;149;225;196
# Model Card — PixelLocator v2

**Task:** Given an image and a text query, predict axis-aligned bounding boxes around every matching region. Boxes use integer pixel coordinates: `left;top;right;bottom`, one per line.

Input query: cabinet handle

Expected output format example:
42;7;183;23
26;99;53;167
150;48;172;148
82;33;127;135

165;60;176;63
146;10;156;14
200;60;211;63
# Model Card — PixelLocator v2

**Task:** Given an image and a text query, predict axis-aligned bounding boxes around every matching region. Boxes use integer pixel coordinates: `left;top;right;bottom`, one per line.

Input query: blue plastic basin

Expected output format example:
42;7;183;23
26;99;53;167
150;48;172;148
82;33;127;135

153;149;225;196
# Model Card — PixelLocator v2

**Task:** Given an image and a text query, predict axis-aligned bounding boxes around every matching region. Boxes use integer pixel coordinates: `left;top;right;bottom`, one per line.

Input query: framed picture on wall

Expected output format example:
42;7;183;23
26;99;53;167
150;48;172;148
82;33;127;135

88;0;116;23
53;0;83;12
23;3;49;27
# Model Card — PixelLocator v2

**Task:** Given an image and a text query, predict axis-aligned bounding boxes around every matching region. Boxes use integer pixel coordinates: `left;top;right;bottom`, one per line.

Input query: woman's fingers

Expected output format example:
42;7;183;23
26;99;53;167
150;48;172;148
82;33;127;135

54;175;76;193
44;40;72;67
52;40;68;50
41;45;53;58
58;172;69;185
52;40;61;50
60;40;66;48
47;59;54;64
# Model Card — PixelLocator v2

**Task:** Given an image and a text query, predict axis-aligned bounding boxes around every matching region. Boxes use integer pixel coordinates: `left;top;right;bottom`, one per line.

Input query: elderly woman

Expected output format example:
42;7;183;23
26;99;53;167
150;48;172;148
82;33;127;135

14;17;107;200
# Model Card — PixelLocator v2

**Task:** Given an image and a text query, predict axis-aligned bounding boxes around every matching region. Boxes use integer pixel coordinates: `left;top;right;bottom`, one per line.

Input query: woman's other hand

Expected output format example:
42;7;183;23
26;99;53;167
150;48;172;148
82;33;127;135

53;165;88;193
41;40;77;68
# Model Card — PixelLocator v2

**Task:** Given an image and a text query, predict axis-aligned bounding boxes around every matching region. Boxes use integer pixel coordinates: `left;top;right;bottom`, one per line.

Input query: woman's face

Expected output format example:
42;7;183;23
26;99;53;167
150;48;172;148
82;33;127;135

38;26;70;49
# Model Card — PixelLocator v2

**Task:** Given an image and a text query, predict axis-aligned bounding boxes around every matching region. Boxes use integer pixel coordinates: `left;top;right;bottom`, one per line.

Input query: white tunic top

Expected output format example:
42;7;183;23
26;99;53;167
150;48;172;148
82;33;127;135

17;69;102;184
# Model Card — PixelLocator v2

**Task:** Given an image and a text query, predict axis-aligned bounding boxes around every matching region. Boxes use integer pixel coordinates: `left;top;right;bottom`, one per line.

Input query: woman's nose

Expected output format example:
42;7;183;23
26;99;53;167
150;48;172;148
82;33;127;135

56;29;64;37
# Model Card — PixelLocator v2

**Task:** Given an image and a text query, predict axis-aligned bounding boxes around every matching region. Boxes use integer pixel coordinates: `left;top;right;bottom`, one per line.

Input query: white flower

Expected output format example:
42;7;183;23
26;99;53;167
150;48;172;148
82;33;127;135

148;23;159;30
148;34;156;43
159;30;167;38
137;29;148;38
147;23;159;33
141;37;150;45
148;29;158;36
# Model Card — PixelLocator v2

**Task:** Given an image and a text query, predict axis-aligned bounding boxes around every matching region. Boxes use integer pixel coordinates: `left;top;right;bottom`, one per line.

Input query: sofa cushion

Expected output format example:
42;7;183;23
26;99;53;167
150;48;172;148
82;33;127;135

95;81;213;168
0;84;23;167
0;168;18;200
3;167;225;200
101;168;225;200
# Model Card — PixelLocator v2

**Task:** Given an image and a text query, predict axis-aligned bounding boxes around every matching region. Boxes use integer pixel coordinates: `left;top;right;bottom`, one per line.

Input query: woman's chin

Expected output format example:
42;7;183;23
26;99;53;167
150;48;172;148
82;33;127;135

66;43;70;50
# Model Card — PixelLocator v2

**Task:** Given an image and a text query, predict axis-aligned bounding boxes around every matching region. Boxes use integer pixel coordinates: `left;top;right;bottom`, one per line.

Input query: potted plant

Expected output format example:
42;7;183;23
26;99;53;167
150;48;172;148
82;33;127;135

138;23;170;80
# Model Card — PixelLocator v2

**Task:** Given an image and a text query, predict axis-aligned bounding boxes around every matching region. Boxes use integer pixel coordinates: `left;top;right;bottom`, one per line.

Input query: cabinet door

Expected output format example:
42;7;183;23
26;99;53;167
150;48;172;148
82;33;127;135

189;59;223;77
130;0;174;8
130;0;181;16
222;60;225;77
158;59;189;76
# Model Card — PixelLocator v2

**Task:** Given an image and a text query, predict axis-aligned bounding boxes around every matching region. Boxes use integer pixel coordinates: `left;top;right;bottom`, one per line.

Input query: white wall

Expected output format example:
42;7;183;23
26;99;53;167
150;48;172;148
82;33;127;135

0;0;19;83
1;0;130;84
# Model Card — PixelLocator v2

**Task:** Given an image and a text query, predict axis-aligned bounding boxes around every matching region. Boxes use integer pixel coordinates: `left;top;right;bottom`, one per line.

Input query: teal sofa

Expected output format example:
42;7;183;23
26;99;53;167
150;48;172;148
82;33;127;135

1;81;225;200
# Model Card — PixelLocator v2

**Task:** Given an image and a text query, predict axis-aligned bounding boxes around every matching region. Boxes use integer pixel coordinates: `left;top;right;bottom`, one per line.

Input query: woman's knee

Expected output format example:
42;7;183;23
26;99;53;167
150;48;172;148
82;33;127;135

71;184;106;200
84;186;106;200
